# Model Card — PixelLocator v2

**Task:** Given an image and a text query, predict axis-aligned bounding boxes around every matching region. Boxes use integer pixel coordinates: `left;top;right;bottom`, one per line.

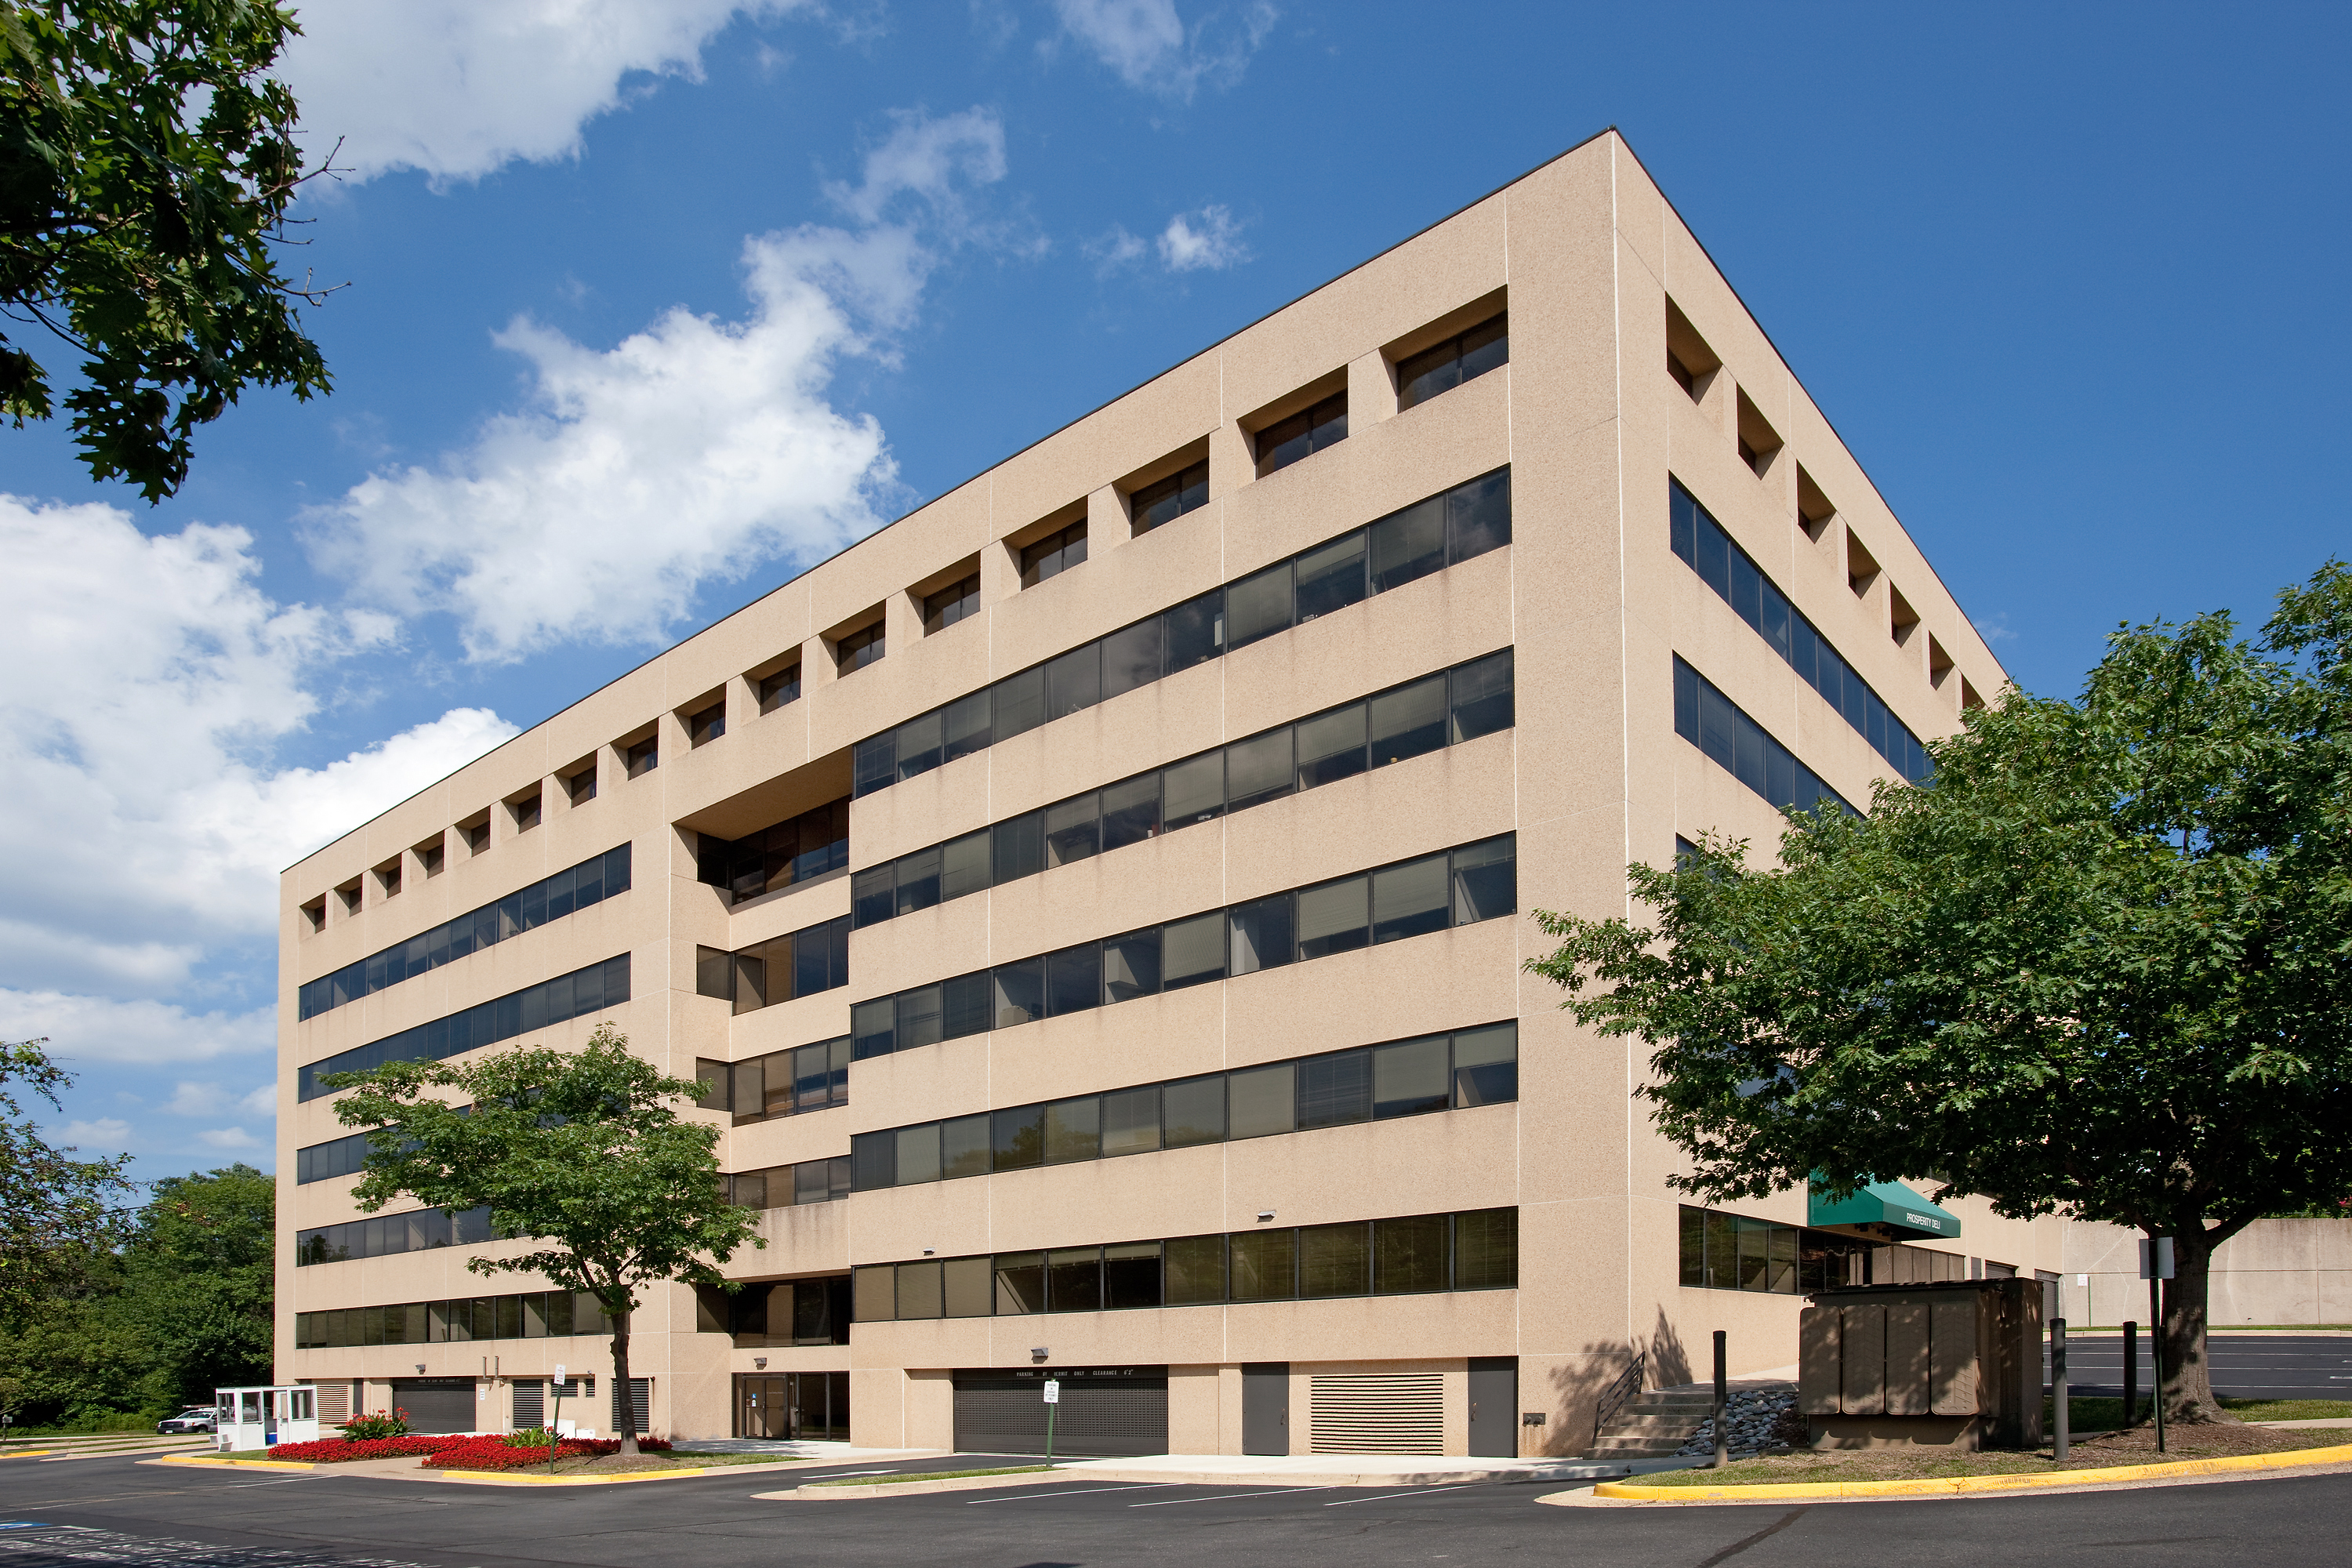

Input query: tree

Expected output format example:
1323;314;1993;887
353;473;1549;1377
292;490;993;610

119;1164;273;1405
0;1038;133;1312
326;1028;760;1455
2;0;333;499
1526;562;2352;1427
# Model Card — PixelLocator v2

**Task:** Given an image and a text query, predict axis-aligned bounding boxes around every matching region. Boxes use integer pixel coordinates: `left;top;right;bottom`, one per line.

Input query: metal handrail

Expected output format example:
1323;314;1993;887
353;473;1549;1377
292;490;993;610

1592;1351;1646;1446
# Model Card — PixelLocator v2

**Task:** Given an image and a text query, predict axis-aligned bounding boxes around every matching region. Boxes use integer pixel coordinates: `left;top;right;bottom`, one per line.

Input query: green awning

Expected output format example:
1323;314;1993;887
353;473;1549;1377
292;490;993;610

1807;1178;1961;1242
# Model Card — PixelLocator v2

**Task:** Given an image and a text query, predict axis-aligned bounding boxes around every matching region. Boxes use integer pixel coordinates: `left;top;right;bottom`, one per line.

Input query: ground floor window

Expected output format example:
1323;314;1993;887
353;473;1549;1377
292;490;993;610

1677;1205;1967;1294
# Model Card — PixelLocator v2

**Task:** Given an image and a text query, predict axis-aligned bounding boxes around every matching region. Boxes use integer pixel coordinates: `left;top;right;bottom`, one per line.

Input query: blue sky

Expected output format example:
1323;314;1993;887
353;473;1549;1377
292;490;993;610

5;1;2346;1182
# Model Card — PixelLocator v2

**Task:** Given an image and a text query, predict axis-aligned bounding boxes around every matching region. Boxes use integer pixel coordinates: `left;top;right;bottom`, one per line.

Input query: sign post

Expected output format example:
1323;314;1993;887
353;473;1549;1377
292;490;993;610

549;1363;565;1474
1041;1377;1060;1462
2140;1238;2173;1454
2122;1322;2138;1428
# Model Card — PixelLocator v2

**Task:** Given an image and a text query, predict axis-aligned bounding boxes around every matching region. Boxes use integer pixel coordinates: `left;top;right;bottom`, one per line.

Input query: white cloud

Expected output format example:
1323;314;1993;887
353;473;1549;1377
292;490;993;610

307;107;1013;664
0;994;274;1068
1050;0;1276;100
198;1127;263;1151
56;1118;132;1149
0;495;519;994
1083;224;1149;275
278;1;805;183
162;1081;279;1119
1158;205;1248;270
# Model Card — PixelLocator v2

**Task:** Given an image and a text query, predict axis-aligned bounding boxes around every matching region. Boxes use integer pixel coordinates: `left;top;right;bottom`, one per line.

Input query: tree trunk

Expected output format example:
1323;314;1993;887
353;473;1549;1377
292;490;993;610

609;1310;638;1456
2159;1227;2234;1424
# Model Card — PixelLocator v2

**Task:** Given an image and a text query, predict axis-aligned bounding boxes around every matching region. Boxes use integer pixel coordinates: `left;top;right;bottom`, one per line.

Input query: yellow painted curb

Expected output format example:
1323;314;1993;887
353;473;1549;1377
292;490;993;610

431;1466;710;1486
0;1451;57;1461
1592;1441;2352;1501
156;1455;318;1473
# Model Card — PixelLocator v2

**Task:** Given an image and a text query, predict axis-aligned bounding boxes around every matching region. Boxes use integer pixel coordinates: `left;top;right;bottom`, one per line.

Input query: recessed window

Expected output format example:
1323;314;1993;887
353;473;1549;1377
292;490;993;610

626;737;659;778
335;879;362;916
924;575;981;632
462;818;490;855
416;839;445;878
1734;388;1781;477
1019;524;1087;587
688;702;726;747
299;897;326;935
1255;392;1347;477
376;859;402;898
837;621;885;673
509;789;542;833
1846;530;1882;598
1665;297;1721;401
758;664;801;713
1398;314;1508;412
1130;462;1207;535
565;766;597;807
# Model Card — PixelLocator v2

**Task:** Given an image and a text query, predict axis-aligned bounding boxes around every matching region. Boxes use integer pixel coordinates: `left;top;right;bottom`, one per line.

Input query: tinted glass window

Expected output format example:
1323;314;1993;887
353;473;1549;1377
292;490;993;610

1104;1242;1162;1309
1296;1051;1370;1130
943;1256;993;1317
1452;837;1517;926
1374;1214;1450;1294
1163;1235;1226;1305
941;1114;991;1179
1295;875;1368;960
942;831;990;901
994;1254;1044;1314
1101;618;1163;699
1294;530;1367;623
1160;912;1225;989
1372;856;1450;943
1296;703;1368;789
1101;1086;1161;1156
1300;1221;1371;1298
1229;1231;1296;1301
1370;676;1446;766
1448;468;1512;563
1225;561;1293;650
944;691;991;762
1454;1208;1519;1290
1162;753;1225;828
1044;944;1101;1017
1047;1248;1102;1312
993;667;1045;742
1045;795;1099;869
1103;928;1161;1003
1370;496;1445;593
1451;1022;1517;1107
895;1124;941;1186
1162;1076;1226;1147
1229;894;1294;975
1373;1036;1450;1119
993;812;1044;884
992;1105;1044;1171
1449;649;1514;743
1165;589;1225;671
1225;728;1293;812
1047;643;1100;720
1227;1062;1295;1140
1100;775;1161;850
992;958;1044;1029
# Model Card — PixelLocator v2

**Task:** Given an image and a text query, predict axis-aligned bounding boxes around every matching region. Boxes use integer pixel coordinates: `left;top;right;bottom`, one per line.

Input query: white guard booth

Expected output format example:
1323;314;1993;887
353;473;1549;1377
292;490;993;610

214;1385;321;1450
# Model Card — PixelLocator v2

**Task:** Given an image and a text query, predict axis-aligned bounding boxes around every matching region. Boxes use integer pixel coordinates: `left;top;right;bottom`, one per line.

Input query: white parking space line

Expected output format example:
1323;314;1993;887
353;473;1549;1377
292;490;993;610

965;1484;1179;1504
1321;1484;1476;1506
1127;1487;1337;1508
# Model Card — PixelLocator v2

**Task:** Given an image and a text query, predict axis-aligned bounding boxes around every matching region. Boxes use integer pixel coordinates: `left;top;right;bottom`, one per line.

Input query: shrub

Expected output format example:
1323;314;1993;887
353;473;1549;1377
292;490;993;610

267;1435;460;1462
421;1434;672;1471
503;1427;554;1449
338;1408;410;1440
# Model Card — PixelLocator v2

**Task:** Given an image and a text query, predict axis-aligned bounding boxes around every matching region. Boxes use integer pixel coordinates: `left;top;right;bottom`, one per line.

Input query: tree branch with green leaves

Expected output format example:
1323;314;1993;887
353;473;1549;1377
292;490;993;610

324;1027;760;1454
2;0;337;499
1527;561;2352;1426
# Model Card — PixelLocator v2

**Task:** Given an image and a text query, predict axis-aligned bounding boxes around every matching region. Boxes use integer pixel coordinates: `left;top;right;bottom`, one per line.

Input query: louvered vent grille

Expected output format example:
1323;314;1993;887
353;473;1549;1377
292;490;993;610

1308;1372;1444;1454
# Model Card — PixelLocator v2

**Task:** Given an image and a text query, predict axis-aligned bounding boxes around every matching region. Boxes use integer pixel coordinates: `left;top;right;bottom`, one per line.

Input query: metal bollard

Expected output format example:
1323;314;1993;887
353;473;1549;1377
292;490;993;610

2122;1321;2138;1428
1712;1330;1729;1470
2052;1318;2069;1462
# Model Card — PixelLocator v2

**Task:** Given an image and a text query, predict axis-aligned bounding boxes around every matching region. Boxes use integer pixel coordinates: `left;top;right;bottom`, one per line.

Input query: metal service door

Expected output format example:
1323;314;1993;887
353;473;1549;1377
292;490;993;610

952;1367;1167;1456
388;1377;478;1434
1242;1363;1289;1455
1468;1357;1519;1457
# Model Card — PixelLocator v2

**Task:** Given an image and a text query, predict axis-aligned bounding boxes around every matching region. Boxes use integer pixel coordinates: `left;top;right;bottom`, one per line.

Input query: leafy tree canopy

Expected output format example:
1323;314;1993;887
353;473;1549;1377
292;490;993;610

1527;562;2352;1424
0;1038;132;1312
326;1028;760;1453
1;0;332;499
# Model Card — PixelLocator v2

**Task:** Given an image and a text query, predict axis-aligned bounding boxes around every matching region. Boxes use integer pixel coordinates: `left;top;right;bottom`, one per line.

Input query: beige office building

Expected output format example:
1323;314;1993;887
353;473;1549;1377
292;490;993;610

277;131;2063;1457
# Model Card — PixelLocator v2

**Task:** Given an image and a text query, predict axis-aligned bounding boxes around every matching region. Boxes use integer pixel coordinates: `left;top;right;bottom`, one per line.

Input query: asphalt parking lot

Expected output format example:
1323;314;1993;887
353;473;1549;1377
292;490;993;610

2053;1333;2352;1399
4;1446;2352;1568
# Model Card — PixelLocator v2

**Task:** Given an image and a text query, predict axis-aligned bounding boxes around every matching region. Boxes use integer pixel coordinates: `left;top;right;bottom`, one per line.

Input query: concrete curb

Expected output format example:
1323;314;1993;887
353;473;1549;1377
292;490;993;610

1582;1440;2352;1501
1073;1462;1624;1486
771;1469;1064;1501
155;1455;317;1473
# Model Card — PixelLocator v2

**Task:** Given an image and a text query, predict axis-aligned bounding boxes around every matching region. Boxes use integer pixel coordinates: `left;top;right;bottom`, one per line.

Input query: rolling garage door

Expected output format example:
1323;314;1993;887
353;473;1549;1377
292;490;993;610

953;1367;1167;1457
388;1377;477;1433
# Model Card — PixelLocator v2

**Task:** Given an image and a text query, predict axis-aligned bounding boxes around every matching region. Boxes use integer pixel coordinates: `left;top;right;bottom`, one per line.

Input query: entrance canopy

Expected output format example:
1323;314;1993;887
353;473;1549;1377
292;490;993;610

1807;1178;1960;1243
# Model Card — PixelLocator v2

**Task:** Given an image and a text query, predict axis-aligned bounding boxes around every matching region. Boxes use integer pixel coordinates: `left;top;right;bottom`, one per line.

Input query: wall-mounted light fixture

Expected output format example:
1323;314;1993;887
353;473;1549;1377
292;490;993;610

753;1357;767;1370
1030;1346;1050;1363
415;1364;426;1374
1257;1210;1276;1223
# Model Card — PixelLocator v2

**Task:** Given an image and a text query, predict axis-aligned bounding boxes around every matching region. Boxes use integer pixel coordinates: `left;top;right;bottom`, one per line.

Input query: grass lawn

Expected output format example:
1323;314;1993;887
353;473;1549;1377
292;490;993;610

1636;1421;2351;1488
806;1465;1057;1487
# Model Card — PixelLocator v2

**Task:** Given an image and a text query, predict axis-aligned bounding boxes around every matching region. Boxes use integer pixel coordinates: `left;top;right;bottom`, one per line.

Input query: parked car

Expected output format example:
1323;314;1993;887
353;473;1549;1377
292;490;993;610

156;1407;215;1435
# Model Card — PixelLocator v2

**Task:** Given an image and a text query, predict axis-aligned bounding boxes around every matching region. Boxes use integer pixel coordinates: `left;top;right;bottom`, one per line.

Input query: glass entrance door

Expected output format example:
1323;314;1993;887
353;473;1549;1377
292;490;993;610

734;1372;848;1439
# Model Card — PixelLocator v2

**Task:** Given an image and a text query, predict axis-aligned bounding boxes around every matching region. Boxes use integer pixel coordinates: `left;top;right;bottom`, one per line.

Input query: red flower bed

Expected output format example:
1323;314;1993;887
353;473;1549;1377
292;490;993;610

267;1435;466;1462
422;1435;672;1471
